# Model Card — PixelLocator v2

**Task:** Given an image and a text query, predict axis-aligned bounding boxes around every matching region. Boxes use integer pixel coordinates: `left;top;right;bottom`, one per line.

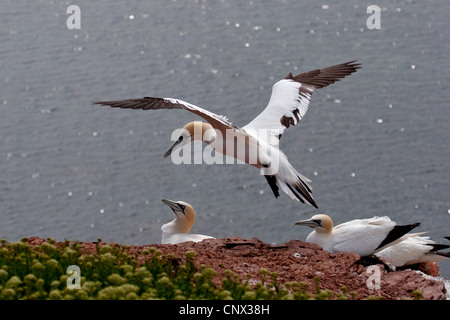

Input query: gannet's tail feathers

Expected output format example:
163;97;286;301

265;172;317;209
264;175;280;198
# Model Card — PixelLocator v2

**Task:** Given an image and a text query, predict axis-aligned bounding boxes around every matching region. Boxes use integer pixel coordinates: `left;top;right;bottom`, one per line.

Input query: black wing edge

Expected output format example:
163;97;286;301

285;60;362;89
92;97;184;111
376;222;421;251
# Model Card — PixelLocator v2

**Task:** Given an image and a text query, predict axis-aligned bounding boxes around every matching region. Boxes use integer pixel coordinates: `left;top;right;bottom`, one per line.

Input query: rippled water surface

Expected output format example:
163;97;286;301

1;1;449;277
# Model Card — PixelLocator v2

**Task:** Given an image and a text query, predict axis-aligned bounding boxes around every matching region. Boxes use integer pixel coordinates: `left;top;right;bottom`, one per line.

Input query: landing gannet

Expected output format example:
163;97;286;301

160;198;214;244
94;61;361;208
375;235;450;268
295;214;420;257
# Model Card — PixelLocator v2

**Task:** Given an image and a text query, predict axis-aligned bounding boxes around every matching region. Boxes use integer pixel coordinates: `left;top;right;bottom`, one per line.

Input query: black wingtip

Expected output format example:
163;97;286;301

436;251;450;259
92;101;113;106
376;222;421;251
346;60;362;68
289;60;362;90
428;243;450;252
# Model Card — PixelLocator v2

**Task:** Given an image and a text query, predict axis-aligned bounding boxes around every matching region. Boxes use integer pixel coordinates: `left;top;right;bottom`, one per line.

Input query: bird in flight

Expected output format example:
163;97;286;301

94;61;361;208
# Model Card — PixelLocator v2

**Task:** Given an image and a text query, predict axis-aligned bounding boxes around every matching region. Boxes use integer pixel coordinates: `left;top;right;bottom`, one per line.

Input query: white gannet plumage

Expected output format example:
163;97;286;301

295;214;421;257
375;235;450;268
94;61;361;208
160;198;214;244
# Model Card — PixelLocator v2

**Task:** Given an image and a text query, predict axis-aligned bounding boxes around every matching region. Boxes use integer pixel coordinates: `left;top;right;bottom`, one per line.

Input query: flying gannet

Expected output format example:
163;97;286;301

294;214;420;257
375;235;450;269
94;61;361;208
160;198;214;244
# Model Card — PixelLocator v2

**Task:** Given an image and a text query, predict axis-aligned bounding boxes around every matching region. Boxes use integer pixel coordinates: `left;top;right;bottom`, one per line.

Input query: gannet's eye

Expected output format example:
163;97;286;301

178;136;183;142
179;204;186;211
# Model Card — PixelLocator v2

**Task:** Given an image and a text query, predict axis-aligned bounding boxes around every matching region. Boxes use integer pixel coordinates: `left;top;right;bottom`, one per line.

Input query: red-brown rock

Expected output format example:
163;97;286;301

25;236;449;300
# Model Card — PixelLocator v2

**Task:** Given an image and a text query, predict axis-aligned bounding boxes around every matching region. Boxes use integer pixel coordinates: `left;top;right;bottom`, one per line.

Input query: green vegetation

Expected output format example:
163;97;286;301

0;238;359;300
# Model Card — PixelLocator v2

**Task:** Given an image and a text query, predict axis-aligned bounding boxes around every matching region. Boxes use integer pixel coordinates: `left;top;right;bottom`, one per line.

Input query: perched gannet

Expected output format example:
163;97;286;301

295;214;420;257
94;61;361;208
375;235;450;268
160;198;214;244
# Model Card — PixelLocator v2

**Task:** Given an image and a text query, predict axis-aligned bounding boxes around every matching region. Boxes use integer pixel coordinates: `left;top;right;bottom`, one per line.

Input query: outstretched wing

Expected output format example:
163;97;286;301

243;61;361;145
93;97;236;133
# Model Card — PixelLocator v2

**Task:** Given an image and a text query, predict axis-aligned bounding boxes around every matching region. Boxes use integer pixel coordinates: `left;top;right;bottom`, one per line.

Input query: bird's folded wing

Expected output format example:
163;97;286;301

331;217;395;255
331;224;391;256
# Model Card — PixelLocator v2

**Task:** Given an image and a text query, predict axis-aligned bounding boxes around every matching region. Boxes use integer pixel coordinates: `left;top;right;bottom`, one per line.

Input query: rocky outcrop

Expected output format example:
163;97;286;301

27;236;449;300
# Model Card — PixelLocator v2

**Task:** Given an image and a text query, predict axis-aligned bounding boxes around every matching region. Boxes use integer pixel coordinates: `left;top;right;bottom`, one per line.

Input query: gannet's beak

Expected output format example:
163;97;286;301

161;198;179;210
163;140;182;158
294;218;321;228
161;198;185;215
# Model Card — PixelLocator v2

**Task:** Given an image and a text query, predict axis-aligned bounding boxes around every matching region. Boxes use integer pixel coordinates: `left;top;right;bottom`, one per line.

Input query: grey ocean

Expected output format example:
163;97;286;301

1;1;449;278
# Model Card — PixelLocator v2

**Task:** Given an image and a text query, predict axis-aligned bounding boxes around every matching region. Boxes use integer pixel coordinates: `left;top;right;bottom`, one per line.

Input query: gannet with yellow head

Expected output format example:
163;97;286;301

95;61;361;208
295;214;420;257
163;121;215;158
160;198;214;244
